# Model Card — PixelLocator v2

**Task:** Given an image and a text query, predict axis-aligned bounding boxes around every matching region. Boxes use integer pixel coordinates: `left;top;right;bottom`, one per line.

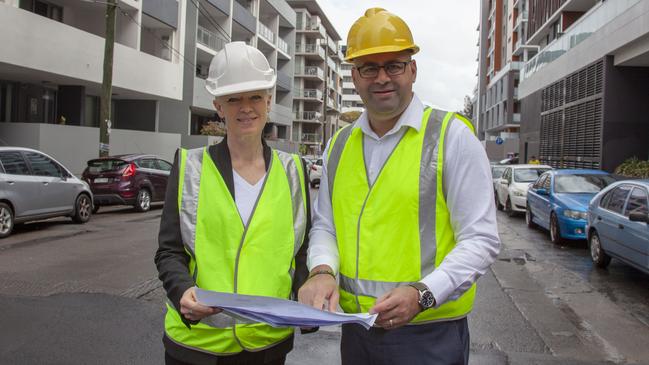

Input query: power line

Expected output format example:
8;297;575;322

187;0;232;43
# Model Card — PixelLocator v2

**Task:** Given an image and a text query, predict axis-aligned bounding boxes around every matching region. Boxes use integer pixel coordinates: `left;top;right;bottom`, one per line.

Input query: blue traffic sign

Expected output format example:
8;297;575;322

495;137;504;145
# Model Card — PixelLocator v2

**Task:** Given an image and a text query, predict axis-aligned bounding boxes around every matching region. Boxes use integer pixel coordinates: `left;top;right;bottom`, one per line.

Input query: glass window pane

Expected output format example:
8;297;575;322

156;160;172;171
605;186;632;215
624;188;648;216
25;152;61;177
0;152;30;175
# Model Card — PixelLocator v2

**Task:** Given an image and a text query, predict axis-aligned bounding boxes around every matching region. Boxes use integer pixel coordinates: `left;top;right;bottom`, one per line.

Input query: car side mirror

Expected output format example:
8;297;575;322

629;212;649;223
536;188;548;196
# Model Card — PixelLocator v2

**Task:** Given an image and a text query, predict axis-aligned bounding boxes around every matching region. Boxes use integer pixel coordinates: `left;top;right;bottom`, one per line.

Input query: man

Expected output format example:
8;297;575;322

155;42;311;365
298;8;500;365
528;155;541;164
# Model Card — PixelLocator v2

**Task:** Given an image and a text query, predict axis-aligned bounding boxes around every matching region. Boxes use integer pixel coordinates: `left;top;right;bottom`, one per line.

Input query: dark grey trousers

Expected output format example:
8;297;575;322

341;318;470;365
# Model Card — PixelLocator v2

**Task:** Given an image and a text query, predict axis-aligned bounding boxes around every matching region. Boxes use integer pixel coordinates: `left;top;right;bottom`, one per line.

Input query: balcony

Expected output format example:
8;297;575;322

294;88;323;101
512;113;521;123
294;111;322;123
258;21;275;45
197;25;226;53
276;70;291;92
278;37;290;55
301;133;322;143
513;10;528;32
297;21;326;39
296;43;326;59
233;0;256;34
295;66;325;80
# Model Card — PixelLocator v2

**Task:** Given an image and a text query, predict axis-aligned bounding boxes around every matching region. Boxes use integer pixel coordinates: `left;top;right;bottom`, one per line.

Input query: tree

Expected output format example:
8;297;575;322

340;111;362;123
200;121;227;136
458;95;474;120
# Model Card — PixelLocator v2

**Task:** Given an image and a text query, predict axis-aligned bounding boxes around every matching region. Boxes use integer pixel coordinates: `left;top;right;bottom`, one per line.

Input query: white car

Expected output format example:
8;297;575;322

495;164;551;216
308;158;323;188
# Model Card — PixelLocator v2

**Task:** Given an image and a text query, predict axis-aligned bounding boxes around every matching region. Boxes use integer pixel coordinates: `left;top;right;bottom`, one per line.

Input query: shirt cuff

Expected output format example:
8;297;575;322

306;231;339;274
420;270;456;307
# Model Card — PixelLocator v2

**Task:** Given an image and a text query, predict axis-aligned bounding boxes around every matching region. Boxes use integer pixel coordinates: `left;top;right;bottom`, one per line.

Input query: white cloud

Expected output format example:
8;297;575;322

318;0;479;112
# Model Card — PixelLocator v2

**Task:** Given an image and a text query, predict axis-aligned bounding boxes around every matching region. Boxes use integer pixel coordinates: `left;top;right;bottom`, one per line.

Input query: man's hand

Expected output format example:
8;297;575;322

370;286;421;330
179;287;222;321
298;265;339;312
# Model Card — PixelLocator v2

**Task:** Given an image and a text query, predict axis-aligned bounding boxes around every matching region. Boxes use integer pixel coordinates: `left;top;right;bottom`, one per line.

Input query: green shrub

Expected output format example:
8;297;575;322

614;157;649;178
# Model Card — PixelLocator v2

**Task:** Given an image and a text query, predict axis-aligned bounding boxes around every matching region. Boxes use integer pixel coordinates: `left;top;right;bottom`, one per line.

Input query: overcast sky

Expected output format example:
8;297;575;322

317;0;480;112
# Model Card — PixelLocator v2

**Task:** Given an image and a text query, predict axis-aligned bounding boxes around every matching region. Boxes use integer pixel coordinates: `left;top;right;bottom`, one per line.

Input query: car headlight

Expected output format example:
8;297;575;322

563;210;588;220
512;189;525;197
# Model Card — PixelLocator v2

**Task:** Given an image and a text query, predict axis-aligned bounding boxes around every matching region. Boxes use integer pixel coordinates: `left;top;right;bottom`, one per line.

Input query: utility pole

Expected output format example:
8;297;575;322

99;0;117;157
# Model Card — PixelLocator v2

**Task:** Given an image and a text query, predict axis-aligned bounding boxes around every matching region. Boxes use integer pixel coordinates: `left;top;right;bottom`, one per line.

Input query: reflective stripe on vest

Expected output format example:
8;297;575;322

328;109;476;323
165;147;306;355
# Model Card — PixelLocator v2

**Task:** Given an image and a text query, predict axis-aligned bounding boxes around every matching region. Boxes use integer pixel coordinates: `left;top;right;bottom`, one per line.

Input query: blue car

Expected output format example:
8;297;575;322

526;169;617;244
587;180;649;274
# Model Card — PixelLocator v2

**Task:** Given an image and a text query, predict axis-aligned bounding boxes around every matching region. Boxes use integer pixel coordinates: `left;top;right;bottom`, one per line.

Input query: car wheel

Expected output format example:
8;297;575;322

0;202;14;239
72;194;92;224
134;189;151;212
495;191;503;211
92;204;100;214
550;212;565;245
506;197;516;217
589;231;611;268
526;204;537;229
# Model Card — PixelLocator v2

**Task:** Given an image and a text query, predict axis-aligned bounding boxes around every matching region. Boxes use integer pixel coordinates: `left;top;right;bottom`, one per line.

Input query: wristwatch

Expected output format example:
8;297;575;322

408;282;435;310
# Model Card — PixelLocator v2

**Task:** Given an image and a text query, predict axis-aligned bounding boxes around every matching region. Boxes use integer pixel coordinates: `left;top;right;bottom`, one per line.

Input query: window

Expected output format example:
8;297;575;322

533;174;547;189
542;174;551;190
0;151;30;175
554;174;616;194
137;158;158;169
624;187;648;217
599;189;614;208
514;168;550;183
24;152;62;177
156;159;172;171
21;0;63;22
605;186;632;215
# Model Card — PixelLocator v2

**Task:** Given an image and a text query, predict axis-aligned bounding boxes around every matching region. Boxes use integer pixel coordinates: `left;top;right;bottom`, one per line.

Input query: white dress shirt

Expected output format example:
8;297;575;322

308;94;501;306
233;169;265;226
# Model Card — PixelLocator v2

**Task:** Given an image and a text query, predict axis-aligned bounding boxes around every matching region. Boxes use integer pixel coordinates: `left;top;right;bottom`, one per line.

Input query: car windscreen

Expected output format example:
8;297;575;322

514;168;549;182
554;174;616;193
491;167;506;179
86;159;128;173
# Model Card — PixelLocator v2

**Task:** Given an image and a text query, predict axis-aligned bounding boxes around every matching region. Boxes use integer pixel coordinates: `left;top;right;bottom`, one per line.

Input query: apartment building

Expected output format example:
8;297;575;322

287;0;343;155
341;62;364;114
0;0;297;173
517;0;649;171
475;0;534;160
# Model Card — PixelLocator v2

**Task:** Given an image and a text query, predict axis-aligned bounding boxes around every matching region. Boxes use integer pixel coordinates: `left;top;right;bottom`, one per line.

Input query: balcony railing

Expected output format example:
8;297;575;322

522;0;641;80
295;66;325;79
278;37;290;54
197;25;226;53
294;111;322;121
294;88;323;100
258;21;275;44
296;43;325;58
301;133;322;143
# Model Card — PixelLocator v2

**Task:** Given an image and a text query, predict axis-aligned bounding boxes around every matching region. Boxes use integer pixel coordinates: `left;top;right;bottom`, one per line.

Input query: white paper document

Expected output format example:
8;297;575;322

195;288;377;330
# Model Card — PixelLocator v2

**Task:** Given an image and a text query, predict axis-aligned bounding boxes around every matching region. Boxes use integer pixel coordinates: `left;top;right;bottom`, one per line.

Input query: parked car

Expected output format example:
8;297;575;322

81;154;172;213
526;169;617;244
495;164;551;216
0;147;93;238
309;158;323;188
491;165;507;191
586;179;649;274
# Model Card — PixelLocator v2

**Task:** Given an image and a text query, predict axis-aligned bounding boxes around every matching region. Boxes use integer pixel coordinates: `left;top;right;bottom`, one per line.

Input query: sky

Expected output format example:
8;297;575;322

317;0;480;112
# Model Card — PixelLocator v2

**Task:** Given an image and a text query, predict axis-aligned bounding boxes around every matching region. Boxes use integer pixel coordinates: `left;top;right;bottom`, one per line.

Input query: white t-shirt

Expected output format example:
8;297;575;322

233;169;266;225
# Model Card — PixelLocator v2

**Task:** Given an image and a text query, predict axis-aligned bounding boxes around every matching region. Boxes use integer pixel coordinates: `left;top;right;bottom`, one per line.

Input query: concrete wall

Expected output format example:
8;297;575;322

114;100;157;131
601;56;649;172
0;5;183;100
484;139;520;161
0;123;180;175
519;88;543;162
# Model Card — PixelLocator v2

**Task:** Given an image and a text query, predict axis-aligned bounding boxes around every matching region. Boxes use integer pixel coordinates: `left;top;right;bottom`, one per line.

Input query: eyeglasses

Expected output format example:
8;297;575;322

354;61;412;79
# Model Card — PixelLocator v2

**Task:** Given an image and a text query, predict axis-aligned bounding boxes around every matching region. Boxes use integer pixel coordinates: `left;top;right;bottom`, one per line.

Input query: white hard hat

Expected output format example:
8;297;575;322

205;41;276;97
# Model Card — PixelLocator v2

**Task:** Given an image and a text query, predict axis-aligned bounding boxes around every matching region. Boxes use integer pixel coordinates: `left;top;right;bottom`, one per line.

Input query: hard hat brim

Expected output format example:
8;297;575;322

345;45;419;62
205;76;277;98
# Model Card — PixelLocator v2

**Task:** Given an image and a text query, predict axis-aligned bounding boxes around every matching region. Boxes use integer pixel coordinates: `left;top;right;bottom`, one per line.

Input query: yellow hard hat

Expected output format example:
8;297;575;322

345;8;419;61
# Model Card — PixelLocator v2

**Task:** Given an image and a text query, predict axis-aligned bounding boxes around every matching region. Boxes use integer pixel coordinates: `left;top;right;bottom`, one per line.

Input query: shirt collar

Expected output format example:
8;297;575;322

354;94;426;140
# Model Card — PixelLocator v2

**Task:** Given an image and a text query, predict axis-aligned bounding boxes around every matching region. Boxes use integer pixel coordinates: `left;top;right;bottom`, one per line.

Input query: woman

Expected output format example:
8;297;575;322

155;42;311;365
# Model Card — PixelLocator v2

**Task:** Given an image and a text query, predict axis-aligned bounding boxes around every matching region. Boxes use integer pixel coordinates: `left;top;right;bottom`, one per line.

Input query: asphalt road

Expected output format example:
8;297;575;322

0;202;648;364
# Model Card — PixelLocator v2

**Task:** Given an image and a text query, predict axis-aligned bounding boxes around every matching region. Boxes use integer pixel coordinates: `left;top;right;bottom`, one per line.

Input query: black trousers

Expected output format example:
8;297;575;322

165;351;286;365
341;318;470;365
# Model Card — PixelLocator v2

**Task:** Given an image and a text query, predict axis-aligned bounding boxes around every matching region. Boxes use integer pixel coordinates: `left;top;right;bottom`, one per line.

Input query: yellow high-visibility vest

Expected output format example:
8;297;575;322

328;108;476;323
165;147;307;354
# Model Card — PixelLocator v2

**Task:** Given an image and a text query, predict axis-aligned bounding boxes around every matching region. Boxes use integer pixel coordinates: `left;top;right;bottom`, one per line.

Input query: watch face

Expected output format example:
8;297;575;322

421;291;435;308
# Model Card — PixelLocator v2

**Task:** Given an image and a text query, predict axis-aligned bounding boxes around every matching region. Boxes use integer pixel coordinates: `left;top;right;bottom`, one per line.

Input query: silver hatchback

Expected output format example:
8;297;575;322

0;147;93;238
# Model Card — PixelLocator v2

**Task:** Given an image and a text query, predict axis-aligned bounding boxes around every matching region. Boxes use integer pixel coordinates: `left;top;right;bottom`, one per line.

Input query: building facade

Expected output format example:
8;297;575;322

0;0;298;173
287;0;342;155
340;62;364;114
518;0;649;171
